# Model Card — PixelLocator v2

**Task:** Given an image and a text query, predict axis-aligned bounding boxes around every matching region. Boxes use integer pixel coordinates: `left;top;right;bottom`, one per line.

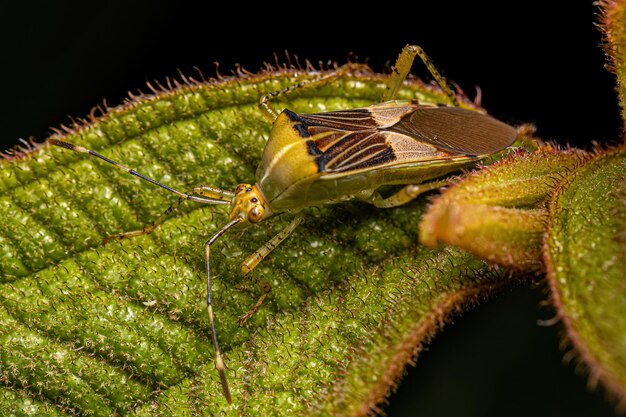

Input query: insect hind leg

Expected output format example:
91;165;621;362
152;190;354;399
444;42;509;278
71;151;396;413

383;45;459;107
103;185;233;244
236;215;304;325
258;63;369;122
365;179;450;209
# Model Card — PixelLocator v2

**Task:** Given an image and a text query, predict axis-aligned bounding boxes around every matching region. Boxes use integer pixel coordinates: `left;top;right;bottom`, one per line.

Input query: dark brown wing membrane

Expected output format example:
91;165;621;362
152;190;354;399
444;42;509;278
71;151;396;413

387;107;517;155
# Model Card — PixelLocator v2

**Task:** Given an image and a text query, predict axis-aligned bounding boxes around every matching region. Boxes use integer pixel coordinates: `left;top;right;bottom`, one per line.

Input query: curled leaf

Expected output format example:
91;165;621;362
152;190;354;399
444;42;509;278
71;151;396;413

544;145;626;408
419;147;589;271
600;0;626;123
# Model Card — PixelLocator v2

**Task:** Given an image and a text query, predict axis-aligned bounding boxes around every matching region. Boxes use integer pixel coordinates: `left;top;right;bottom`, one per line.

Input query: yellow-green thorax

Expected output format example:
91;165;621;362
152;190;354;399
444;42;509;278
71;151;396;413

255;110;320;213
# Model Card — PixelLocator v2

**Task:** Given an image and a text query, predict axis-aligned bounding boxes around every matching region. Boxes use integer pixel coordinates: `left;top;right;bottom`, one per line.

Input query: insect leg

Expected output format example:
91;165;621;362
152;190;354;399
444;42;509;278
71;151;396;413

104;185;234;244
241;215;304;275
237;280;271;326
383;45;459;107
237;215;304;325
367;179;450;208
258;63;369;122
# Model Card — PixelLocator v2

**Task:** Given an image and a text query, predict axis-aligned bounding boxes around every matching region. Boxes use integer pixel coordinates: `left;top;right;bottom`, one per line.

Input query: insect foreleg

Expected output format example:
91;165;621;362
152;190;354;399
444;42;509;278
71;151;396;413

103;185;233;244
236;215;304;324
241;214;304;274
258;63;369;122
365;179;451;209
383;45;459;107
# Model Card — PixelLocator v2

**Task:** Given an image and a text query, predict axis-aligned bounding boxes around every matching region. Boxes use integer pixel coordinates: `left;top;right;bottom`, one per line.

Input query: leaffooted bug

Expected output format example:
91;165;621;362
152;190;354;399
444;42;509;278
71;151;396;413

49;45;517;403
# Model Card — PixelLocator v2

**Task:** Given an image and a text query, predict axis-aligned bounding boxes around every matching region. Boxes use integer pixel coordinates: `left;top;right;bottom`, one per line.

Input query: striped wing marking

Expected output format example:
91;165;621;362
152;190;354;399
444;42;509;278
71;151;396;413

295;103;517;174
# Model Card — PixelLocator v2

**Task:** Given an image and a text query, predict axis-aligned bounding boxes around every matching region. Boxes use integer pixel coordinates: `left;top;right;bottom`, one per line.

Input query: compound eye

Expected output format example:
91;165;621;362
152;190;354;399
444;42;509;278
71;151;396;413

248;206;264;223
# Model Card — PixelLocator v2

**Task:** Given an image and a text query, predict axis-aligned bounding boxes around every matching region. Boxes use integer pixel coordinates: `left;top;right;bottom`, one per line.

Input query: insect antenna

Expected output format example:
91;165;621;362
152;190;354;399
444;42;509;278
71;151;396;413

49;139;233;204
51;138;242;401
205;217;244;404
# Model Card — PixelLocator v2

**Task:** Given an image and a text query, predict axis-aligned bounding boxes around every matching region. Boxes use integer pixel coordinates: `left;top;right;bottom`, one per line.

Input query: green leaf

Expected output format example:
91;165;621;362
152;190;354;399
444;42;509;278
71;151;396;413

419;147;589;271
420;139;626;406
0;70;515;415
600;0;626;124
544;145;626;407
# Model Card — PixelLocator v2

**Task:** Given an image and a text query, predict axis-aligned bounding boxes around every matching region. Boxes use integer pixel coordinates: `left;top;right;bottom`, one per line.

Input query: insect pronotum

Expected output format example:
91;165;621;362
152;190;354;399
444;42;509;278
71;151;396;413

49;45;517;403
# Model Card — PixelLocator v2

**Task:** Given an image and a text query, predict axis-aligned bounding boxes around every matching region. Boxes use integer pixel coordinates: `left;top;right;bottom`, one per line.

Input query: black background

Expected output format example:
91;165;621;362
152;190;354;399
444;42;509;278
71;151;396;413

0;1;621;416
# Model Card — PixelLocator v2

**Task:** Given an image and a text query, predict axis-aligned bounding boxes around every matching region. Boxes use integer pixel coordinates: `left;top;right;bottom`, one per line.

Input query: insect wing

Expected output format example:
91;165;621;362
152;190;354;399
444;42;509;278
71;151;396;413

306;129;450;173
387;106;518;156
300;103;416;131
298;104;516;175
